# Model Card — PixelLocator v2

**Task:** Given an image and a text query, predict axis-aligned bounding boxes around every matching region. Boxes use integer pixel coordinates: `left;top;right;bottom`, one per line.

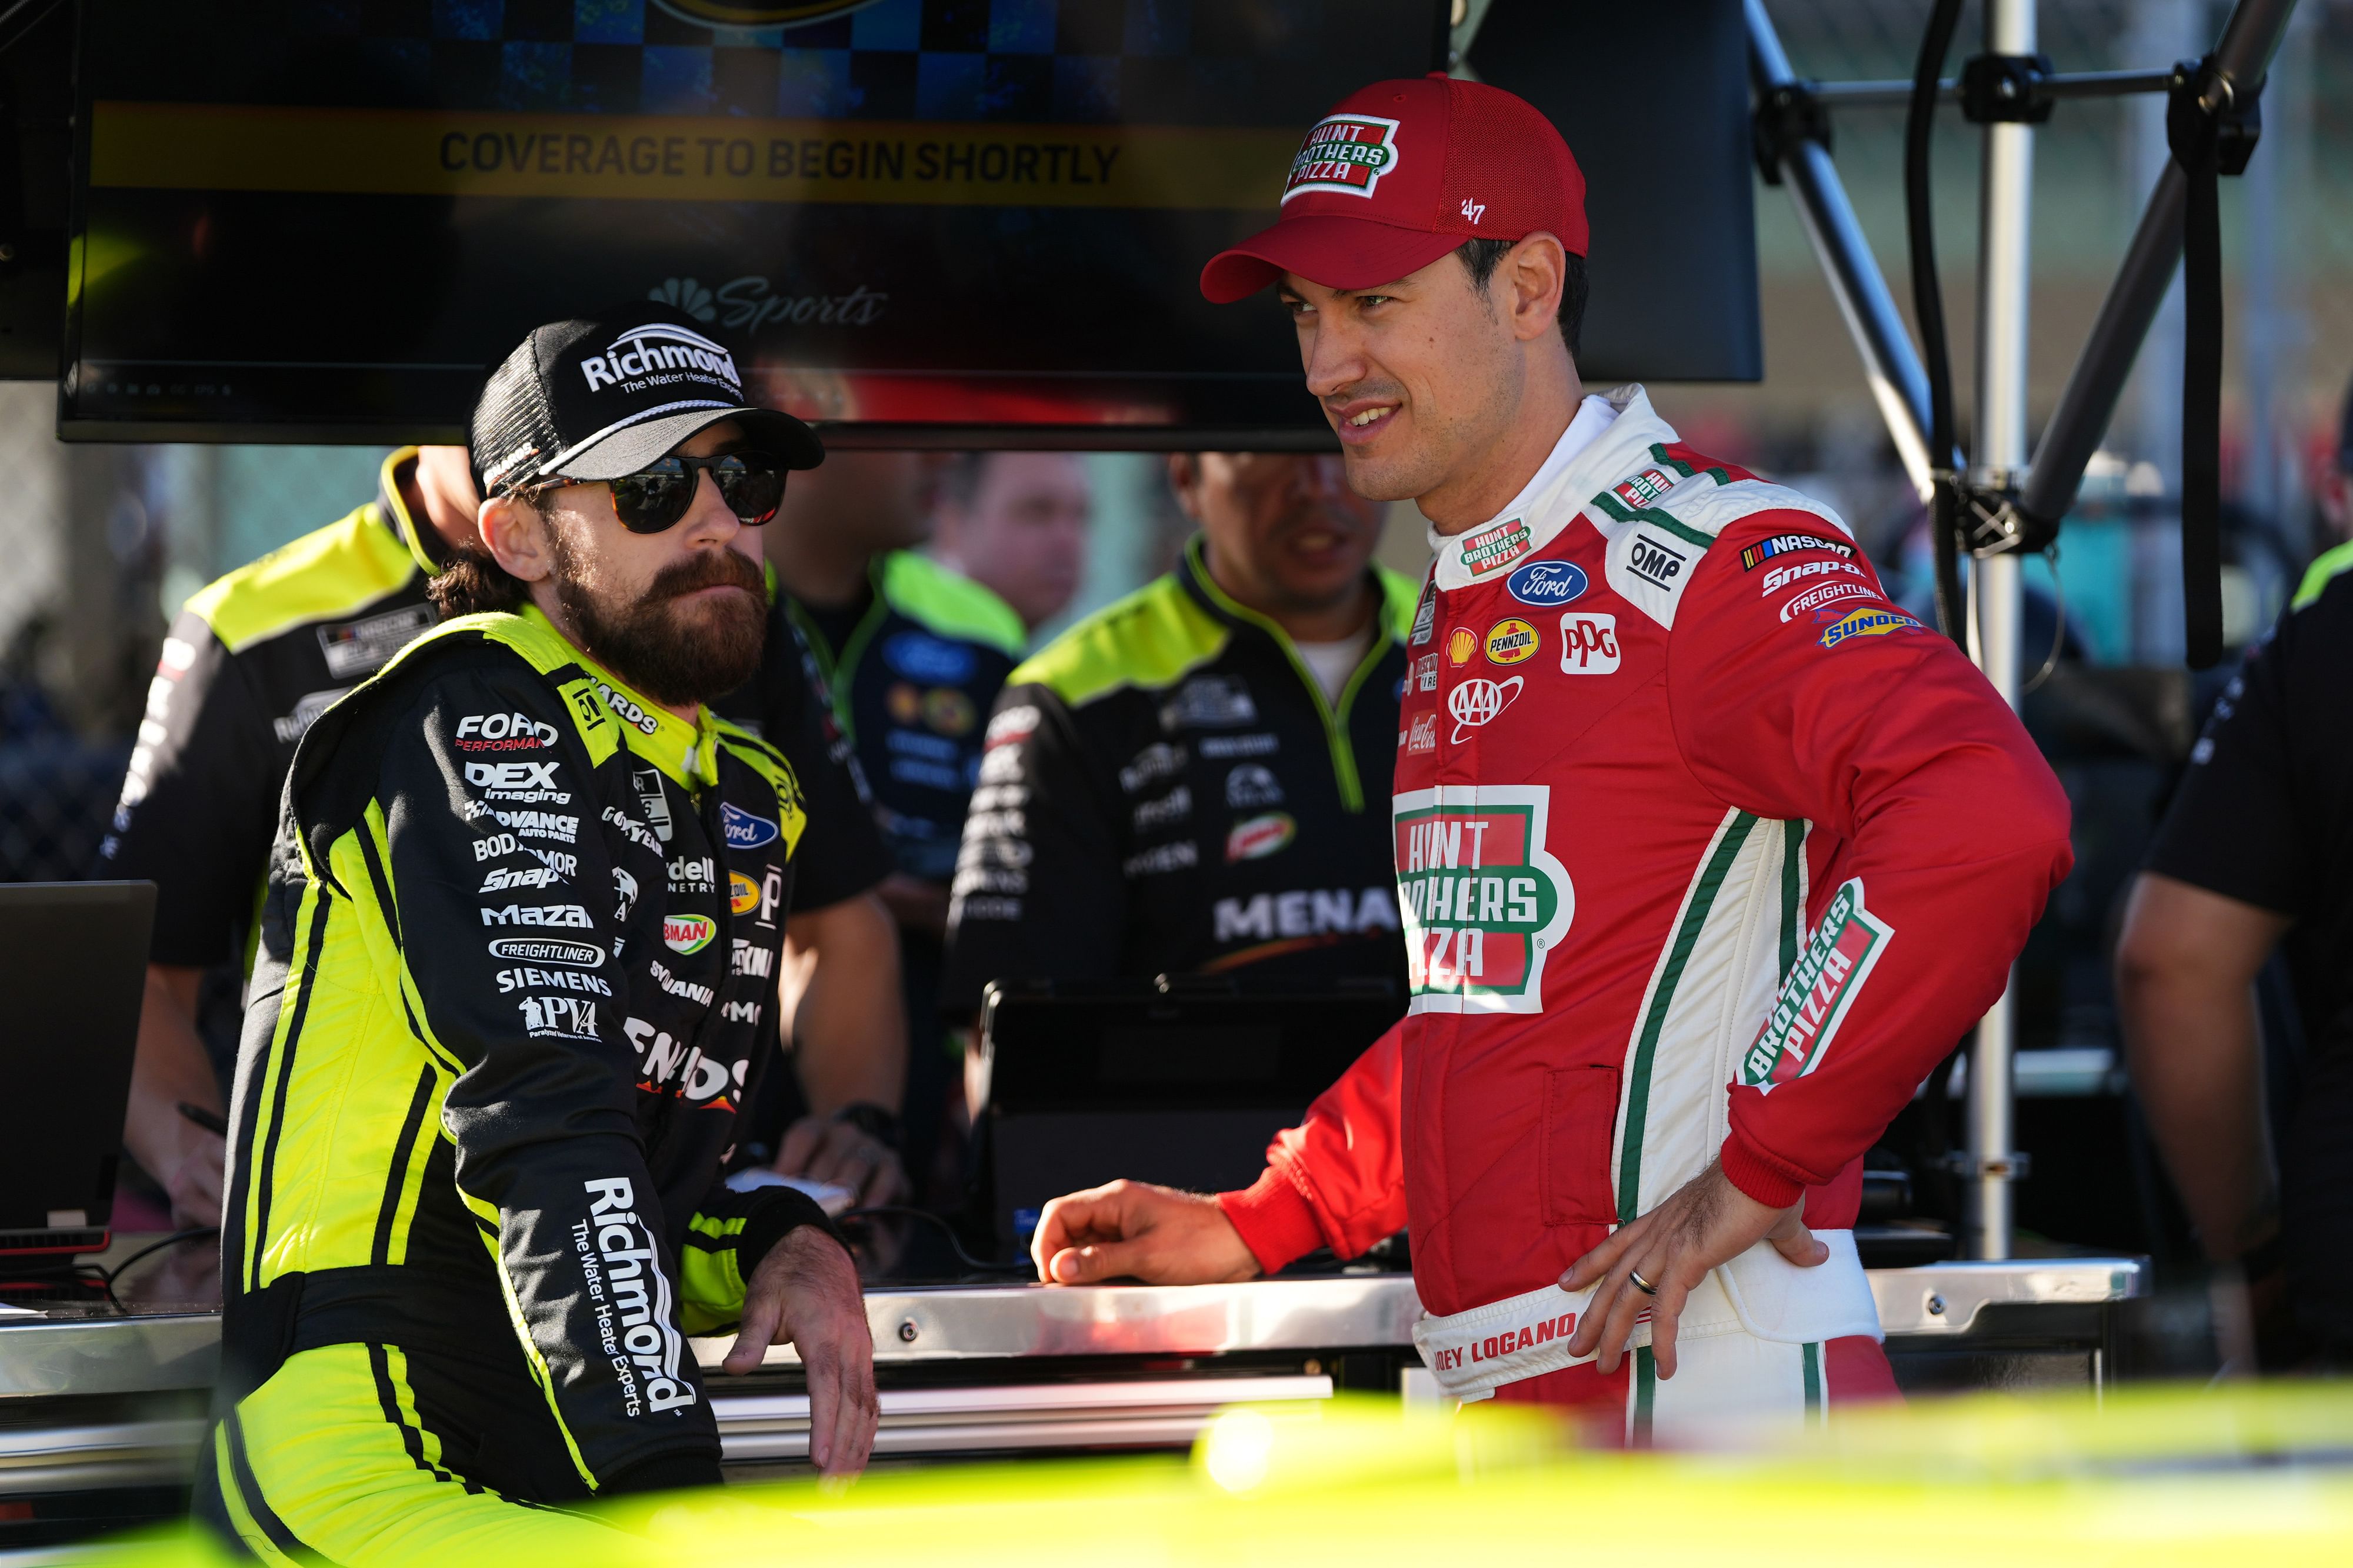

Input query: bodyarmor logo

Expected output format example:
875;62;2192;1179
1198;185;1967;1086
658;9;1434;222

1447;676;1522;742
1283;113;1402;202
1392;785;1575;1015
578;1176;694;1417
1741;879;1891;1089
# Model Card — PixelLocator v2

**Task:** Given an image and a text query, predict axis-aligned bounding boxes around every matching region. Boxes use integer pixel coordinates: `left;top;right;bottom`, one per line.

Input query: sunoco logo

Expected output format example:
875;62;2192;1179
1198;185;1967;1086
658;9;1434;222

580;322;740;395
1284;114;1401;202
1392;785;1575;1015
1741;878;1891;1088
1817;607;1924;649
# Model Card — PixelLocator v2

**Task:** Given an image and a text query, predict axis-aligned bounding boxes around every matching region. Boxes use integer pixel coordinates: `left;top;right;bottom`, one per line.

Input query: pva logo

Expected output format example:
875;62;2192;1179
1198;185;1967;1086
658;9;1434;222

1284;114;1402;202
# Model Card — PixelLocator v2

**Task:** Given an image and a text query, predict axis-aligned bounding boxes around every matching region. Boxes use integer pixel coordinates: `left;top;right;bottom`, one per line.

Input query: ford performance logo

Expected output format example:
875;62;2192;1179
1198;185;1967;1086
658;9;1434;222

1505;559;1588;608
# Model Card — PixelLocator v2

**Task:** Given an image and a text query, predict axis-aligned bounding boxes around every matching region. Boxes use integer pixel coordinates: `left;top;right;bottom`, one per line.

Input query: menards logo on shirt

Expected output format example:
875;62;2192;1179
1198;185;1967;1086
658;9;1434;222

1392;785;1575;1015
1741;878;1892;1089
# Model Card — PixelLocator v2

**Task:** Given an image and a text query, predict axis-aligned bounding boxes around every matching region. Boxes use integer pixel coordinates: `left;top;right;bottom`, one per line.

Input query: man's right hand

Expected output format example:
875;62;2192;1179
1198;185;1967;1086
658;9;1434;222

1029;1180;1262;1286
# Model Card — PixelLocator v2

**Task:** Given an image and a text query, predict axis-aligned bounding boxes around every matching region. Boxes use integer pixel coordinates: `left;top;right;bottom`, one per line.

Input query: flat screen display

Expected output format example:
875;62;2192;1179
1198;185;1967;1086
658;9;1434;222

65;0;1447;445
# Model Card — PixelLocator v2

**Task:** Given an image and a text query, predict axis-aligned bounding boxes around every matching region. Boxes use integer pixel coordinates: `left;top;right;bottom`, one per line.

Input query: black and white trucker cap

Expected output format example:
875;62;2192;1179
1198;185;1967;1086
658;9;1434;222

468;303;824;498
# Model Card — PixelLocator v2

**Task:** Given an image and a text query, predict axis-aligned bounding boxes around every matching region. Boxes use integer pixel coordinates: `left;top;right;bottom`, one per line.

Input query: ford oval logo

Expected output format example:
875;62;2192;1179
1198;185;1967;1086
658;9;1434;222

1506;559;1589;607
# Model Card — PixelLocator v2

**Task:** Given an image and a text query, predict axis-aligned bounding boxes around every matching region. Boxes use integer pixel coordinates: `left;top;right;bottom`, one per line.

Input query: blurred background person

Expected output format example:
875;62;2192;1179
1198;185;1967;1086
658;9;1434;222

929;452;1095;639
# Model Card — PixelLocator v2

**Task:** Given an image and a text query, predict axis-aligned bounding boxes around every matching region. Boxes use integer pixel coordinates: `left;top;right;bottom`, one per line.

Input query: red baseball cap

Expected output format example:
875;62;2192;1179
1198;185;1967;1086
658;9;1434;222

1200;73;1588;304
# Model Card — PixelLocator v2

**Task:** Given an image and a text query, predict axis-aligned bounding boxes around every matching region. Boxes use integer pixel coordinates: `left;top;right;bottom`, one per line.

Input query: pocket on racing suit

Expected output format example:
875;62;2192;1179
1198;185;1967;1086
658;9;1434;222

1539;1064;1621;1227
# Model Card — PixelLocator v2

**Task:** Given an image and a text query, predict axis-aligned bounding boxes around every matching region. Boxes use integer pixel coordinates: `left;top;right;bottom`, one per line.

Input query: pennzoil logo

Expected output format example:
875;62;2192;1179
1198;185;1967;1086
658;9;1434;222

1393;785;1575;1016
1484;619;1538;665
651;0;878;29
1283;114;1402;202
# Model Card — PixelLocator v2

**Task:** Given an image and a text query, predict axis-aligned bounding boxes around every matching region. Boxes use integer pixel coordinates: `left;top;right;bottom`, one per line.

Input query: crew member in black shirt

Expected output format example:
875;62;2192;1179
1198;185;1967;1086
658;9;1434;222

2118;384;2353;1362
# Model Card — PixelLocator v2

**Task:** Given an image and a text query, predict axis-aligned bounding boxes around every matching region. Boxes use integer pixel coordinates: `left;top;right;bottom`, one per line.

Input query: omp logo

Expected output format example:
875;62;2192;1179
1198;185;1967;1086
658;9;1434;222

578;1176;694;1418
1461;518;1532;576
455;713;558;750
1393;785;1575;1015
482;903;594;928
1741;879;1892;1089
1447;676;1522;742
1558;612;1620;673
465;761;560;790
487;938;602;967
579;322;740;393
664;913;716;954
1627;533;1687;591
1283;112;1401;201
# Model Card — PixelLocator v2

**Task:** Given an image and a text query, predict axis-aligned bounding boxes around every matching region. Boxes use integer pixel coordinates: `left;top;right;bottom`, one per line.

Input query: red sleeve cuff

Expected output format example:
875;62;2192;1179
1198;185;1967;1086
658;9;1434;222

1719;1130;1807;1210
1217;1164;1328;1276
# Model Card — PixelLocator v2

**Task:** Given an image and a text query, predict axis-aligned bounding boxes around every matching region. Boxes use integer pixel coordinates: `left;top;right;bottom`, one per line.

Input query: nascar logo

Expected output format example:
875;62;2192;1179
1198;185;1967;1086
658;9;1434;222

1741;532;1855;571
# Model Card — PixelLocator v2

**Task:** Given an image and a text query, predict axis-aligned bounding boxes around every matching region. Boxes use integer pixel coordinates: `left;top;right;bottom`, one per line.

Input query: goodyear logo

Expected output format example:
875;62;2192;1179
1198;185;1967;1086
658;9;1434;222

1484;618;1538;665
1818;608;1924;649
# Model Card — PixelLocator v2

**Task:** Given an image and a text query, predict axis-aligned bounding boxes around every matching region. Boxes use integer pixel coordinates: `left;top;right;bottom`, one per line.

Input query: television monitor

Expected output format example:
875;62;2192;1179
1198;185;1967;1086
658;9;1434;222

61;0;1758;446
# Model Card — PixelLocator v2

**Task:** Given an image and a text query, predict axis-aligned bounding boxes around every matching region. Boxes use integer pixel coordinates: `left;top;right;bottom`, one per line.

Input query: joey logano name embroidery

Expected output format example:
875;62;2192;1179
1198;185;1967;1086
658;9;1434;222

1777;581;1879;622
481;902;594;928
576;1176;694;1417
1740;533;1855;570
624;1017;745;1105
1741;878;1892;1089
1422;1309;1581;1376
1393;787;1575;1015
455;712;559;750
1212;886;1398;943
1759;558;1864;594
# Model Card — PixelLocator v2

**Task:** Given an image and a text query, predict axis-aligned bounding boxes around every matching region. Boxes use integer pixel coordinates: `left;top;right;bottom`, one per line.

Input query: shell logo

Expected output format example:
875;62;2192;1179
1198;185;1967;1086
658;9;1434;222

1447;626;1479;666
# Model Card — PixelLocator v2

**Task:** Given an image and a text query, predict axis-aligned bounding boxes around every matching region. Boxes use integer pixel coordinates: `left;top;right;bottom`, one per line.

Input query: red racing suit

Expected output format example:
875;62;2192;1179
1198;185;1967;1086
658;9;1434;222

1217;387;2073;1428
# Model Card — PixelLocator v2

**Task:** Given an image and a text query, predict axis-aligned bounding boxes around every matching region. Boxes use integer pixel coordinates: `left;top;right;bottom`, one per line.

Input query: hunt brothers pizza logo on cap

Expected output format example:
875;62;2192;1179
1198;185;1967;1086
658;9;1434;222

1392;785;1574;1016
1741;878;1891;1089
1284;114;1402;202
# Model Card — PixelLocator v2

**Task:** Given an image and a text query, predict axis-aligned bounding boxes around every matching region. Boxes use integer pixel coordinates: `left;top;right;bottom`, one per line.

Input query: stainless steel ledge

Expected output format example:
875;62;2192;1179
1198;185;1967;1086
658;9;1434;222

1869;1258;2145;1336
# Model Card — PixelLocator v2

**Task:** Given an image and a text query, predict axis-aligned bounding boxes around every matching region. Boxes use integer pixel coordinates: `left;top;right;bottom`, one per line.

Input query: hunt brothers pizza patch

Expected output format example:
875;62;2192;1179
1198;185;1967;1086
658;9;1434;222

1284;114;1402;201
1612;468;1676;511
1461;518;1532;576
1741;878;1891;1089
1393;785;1575;1016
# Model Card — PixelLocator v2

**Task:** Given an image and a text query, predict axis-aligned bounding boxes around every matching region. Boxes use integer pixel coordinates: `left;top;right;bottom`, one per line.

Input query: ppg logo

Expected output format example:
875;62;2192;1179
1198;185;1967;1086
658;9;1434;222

1628;533;1688;591
1505;559;1589;607
1447;675;1523;742
1559;612;1621;675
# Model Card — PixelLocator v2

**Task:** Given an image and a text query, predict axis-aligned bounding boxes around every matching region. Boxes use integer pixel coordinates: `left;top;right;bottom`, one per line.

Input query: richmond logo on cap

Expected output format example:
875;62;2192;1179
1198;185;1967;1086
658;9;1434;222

1284;114;1402;202
580;323;742;395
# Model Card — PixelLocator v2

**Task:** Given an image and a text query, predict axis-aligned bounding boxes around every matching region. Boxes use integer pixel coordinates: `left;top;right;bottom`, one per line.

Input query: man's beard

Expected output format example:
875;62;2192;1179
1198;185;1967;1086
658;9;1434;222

548;530;767;708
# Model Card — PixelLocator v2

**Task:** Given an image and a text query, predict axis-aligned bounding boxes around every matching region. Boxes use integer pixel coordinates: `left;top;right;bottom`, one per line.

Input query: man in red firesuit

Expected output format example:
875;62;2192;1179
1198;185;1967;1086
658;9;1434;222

1028;75;2073;1440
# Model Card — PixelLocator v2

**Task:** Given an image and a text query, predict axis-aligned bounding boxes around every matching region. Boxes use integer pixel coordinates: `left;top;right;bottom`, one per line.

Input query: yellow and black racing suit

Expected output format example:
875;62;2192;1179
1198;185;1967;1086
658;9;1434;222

194;605;836;1559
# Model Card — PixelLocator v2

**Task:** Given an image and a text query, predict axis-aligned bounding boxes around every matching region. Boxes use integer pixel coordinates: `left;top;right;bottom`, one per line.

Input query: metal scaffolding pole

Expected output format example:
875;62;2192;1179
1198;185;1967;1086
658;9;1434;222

1744;0;1938;499
1965;0;2037;1262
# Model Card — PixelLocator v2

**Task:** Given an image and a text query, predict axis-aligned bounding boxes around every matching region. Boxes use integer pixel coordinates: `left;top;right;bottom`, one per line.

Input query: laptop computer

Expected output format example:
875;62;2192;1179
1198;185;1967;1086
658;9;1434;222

0;881;155;1256
977;976;1404;1256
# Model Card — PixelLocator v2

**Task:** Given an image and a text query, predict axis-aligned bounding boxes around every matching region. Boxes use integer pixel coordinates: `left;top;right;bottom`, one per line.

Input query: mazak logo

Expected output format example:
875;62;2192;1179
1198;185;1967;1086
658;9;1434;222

1741;532;1854;571
1741;878;1891;1089
1461;518;1532;576
579;322;739;395
664;913;716;954
1505;559;1589;608
1484;618;1538;665
1818;608;1925;649
481;903;594;929
1627;533;1687;591
1558;612;1621;673
578;1176;695;1419
1393;785;1575;1015
1612;468;1677;511
1283;113;1401;201
721;801;778;849
1447;676;1522;742
1778;581;1878;623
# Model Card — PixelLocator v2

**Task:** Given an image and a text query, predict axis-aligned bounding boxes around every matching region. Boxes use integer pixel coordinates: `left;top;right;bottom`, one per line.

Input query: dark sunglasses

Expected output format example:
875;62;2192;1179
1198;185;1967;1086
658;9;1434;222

529;452;787;535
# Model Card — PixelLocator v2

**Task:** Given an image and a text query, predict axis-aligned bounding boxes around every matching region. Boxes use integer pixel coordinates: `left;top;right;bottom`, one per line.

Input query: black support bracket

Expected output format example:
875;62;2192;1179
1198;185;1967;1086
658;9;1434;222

1751;79;1831;187
1960;52;2056;124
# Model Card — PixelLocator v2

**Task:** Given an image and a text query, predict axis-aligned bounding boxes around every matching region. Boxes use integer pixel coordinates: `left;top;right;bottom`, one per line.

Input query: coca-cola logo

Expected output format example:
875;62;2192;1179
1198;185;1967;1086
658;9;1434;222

1447;676;1523;742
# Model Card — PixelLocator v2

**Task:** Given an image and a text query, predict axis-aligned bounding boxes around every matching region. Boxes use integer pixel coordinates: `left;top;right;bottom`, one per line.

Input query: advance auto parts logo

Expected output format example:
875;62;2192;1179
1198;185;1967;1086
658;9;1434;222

1284;114;1402;202
1392;786;1574;1016
1741;878;1891;1089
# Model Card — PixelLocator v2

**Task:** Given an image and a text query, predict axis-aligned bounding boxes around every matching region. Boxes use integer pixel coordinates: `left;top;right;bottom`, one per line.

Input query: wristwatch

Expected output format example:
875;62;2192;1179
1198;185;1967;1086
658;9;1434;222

832;1101;903;1153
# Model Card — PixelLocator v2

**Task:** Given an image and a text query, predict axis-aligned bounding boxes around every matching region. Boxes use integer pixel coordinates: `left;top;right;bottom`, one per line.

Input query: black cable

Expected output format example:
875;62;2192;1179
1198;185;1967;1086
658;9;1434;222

1906;0;1969;645
100;1227;219;1286
836;1206;1032;1277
